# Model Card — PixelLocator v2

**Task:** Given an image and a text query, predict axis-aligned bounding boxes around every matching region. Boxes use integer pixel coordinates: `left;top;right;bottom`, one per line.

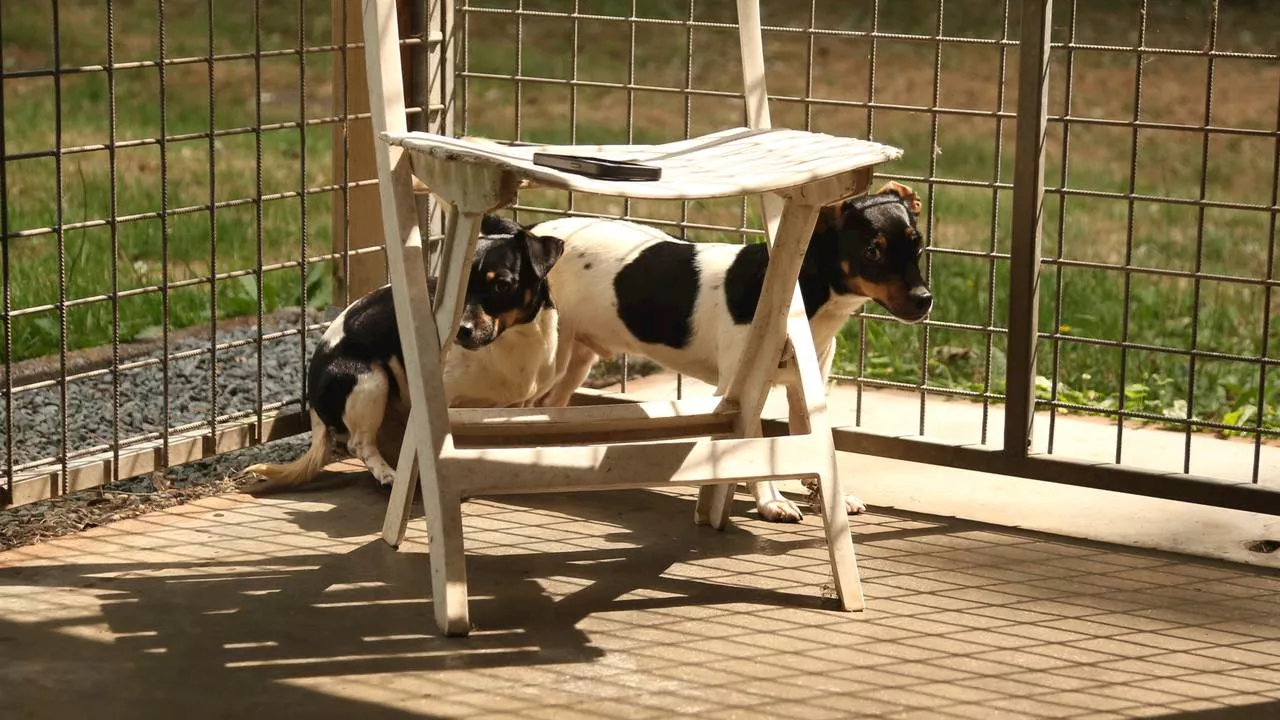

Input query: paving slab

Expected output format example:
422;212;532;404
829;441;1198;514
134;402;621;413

600;374;1280;569
2;473;1279;719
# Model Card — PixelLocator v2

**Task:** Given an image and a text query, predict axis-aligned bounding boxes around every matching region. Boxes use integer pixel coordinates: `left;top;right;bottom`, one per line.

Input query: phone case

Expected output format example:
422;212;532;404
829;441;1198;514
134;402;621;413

532;153;662;181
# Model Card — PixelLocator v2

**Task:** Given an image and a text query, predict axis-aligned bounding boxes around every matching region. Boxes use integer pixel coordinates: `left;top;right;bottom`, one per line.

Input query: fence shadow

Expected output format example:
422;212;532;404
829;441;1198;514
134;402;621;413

3;473;1279;720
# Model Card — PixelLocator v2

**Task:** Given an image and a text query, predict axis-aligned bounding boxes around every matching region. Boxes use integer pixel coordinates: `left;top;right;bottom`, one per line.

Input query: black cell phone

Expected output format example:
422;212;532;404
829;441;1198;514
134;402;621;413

532;152;662;181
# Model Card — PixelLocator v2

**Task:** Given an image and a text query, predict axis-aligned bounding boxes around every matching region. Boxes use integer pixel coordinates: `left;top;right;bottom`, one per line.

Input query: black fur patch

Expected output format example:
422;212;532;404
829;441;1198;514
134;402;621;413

481;213;522;236
309;286;401;433
724;243;767;325
614;242;698;348
723;242;835;325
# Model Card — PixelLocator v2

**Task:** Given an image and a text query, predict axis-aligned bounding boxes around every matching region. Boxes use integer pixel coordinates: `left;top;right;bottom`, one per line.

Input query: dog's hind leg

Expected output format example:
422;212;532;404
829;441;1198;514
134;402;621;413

342;366;397;486
756;357;805;522
801;339;868;515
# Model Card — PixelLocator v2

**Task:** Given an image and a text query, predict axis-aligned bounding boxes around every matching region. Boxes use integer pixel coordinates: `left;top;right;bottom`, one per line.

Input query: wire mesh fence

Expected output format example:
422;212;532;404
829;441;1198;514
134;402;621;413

1;0;1277;512
456;0;1279;510
0;0;444;506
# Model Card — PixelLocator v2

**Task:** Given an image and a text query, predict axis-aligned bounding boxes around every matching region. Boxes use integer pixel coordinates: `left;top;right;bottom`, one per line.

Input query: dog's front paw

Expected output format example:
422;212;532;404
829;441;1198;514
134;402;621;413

370;466;396;487
843;493;868;515
758;498;804;523
802;480;868;516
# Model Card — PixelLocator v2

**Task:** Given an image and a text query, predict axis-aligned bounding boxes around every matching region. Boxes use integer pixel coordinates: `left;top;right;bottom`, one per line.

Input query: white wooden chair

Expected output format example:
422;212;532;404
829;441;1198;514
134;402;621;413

361;0;903;636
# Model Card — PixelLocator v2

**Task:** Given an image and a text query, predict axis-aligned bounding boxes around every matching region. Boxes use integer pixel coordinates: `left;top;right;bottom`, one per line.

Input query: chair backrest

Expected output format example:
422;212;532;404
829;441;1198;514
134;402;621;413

735;0;784;242
363;0;784;237
737;0;772;132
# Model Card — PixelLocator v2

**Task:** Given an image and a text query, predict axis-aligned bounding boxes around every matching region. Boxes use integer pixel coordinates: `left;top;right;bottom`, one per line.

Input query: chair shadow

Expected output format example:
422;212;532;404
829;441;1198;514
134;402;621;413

0;470;840;719
7;455;1277;720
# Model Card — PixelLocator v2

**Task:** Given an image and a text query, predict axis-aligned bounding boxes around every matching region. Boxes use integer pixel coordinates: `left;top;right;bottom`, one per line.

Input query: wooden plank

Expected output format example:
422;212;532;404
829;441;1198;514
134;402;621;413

721;200;821;430
783;285;863;611
449;398;737;447
6;409;310;509
450;397;728;431
433;209;481;356
440;433;829;496
833;428;1280;516
331;0;395;301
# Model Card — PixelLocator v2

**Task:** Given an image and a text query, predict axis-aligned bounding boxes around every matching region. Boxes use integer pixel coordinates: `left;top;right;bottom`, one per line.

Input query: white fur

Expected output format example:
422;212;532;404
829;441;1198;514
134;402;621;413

535;216;868;522
447;306;560;408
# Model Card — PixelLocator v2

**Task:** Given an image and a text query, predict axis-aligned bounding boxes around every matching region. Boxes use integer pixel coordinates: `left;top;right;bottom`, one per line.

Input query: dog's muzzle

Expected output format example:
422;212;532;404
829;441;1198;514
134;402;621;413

455;319;493;350
900;285;933;323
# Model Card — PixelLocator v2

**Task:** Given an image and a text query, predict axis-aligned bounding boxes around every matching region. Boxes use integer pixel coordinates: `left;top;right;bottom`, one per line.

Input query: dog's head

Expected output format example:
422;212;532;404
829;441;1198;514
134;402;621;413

455;216;564;351
815;180;932;323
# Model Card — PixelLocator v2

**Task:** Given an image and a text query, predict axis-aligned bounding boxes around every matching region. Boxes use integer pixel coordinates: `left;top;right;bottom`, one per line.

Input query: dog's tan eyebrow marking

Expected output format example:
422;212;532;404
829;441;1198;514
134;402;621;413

485;271;496;281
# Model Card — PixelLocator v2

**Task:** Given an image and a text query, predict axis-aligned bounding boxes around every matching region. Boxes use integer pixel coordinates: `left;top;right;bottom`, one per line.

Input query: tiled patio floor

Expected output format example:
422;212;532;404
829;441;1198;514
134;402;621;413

2;476;1278;719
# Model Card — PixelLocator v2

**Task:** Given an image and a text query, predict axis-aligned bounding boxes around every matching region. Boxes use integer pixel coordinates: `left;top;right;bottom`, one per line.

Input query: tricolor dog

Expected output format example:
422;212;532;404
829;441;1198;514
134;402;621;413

245;215;564;492
532;181;931;522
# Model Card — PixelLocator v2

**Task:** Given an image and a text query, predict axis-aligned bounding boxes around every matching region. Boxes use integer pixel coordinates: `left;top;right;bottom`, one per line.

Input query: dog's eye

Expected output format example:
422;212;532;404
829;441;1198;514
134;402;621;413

491;277;515;294
863;245;882;263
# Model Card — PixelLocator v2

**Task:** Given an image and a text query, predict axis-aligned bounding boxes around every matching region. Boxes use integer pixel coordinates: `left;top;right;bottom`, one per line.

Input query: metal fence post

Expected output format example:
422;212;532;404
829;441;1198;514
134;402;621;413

1004;0;1053;457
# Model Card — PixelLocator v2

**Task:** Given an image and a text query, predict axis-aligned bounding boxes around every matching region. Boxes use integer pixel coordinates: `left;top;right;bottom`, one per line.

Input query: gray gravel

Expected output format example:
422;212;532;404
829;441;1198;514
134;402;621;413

1;309;330;493
0;306;663;502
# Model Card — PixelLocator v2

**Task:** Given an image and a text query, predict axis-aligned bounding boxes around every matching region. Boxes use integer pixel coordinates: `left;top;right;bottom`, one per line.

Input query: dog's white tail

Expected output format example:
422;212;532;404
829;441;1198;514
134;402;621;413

244;410;331;492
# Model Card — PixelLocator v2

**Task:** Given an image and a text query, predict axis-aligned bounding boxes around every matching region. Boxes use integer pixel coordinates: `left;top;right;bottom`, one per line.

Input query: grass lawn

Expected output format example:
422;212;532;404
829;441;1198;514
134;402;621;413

2;0;1277;437
1;0;336;362
459;0;1280;436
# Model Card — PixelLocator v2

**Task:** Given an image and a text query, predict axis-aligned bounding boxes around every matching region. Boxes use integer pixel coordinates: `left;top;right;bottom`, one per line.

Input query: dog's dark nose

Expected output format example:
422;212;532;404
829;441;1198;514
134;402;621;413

456;322;475;344
910;285;933;315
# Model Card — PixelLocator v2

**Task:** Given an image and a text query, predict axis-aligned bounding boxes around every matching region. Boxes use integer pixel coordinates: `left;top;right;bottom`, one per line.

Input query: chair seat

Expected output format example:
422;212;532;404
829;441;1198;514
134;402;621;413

382;126;902;200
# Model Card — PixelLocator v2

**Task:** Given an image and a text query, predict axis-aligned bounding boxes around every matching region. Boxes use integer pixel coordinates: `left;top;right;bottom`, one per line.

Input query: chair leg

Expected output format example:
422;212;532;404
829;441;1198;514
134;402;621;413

382;412;418;546
695;484;736;529
423;440;471;635
695;198;820;530
432;208;483;354
785;313;865;611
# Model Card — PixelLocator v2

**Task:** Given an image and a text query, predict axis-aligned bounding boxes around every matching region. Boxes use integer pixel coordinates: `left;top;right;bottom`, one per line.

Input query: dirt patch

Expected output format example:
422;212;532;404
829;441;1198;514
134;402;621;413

0;473;257;551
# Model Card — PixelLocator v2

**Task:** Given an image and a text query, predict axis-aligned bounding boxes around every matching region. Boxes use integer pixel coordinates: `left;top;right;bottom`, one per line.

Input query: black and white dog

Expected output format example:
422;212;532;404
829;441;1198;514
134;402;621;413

245;216;564;492
532;181;932;522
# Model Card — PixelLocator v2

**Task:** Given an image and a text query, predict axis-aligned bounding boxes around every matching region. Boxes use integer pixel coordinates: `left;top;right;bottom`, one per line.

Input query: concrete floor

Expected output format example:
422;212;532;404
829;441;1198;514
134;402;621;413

2;381;1279;719
2;485;1278;718
611;374;1280;569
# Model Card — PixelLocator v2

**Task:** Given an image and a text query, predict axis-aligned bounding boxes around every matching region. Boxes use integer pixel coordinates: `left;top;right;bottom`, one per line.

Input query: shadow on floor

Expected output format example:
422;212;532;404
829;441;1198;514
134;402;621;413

2;473;1278;720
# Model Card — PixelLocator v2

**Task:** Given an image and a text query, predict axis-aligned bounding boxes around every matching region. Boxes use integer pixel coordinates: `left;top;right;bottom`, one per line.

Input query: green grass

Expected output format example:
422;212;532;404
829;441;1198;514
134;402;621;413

461;0;1280;436
2;0;1277;437
1;0;337;361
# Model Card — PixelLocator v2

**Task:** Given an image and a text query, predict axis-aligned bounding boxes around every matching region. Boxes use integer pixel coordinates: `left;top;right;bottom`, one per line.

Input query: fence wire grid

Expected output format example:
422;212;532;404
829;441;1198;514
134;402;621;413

0;0;450;507
1;0;1278;513
456;0;1279;511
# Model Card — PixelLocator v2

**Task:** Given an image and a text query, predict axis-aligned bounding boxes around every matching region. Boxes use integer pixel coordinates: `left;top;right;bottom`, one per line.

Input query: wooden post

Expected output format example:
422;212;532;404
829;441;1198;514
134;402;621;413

331;0;416;302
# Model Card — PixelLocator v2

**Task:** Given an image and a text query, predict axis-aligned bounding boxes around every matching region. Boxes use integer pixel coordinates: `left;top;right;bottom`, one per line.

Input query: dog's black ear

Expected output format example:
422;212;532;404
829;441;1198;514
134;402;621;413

815;204;846;234
522;230;564;279
481;213;523;236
